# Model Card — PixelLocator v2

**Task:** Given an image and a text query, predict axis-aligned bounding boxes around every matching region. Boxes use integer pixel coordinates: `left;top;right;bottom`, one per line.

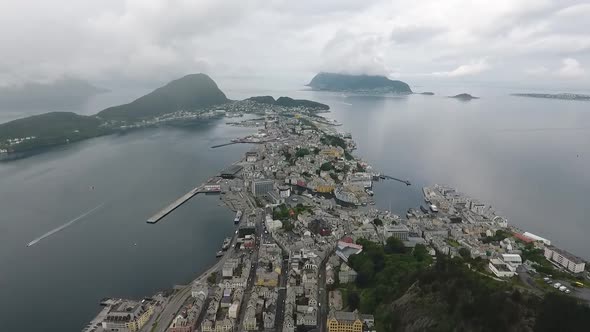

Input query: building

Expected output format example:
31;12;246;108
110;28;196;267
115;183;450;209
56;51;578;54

229;302;240;319
544;246;586;273
336;241;363;262
501;254;522;267
191;282;209;299
245;151;258;162
252;179;274;197
384;224;409;241
327;310;363;332
101;300;154;332
278;185;291;198
266;190;284;205
220;165;243;179
523;231;551;245
488;258;516;278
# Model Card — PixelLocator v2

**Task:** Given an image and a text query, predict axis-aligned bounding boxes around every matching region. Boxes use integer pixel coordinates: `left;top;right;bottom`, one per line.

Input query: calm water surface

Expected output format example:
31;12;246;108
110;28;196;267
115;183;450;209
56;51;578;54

0;80;589;331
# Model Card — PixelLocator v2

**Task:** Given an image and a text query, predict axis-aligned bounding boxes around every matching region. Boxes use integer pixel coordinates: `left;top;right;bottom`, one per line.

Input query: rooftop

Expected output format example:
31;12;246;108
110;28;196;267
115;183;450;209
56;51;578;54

547;245;585;264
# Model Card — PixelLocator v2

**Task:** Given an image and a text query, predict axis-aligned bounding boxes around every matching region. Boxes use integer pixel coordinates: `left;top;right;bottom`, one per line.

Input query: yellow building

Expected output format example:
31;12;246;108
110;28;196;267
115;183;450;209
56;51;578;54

327;310;363;332
321;147;344;158
101;300;154;332
315;185;335;193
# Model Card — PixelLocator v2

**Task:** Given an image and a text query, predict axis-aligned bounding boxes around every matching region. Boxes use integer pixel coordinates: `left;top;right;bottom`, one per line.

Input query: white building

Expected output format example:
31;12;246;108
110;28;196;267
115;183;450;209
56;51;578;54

501;254;522;267
488;258;516;278
544;246;586;273
229;302;240;319
523;232;551;245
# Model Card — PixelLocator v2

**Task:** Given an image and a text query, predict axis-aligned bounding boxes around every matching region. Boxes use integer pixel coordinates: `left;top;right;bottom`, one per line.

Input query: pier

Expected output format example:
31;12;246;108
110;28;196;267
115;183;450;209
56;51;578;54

147;186;203;223
211;142;238;149
381;175;411;186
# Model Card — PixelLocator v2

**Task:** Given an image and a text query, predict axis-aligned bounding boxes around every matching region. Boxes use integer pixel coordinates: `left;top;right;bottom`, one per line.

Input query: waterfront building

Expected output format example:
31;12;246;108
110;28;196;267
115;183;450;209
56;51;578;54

252;179;274;197
523;232;551;245
544;245;586;273
327;310;363;332
101;300;154;332
384;224;409;241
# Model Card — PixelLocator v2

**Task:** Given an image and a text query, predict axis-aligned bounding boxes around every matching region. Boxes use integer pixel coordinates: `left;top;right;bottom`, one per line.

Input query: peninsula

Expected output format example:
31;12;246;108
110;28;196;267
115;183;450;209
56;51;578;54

0;74;329;156
84;93;590;332
307;72;412;94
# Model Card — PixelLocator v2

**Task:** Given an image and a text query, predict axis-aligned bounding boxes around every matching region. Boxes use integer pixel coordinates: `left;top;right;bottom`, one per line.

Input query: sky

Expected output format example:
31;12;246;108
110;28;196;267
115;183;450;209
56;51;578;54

1;0;589;89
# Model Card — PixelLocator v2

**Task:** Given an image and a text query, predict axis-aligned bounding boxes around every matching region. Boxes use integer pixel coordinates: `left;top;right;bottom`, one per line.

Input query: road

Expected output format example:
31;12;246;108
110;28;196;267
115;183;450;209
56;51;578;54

146;233;240;332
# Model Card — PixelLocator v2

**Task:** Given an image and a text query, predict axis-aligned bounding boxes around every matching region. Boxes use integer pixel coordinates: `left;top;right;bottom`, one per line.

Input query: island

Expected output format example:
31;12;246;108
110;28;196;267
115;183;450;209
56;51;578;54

450;93;479;100
419;92;435;95
512;93;590;101
0;78;108;110
0;74;330;156
307;72;412;94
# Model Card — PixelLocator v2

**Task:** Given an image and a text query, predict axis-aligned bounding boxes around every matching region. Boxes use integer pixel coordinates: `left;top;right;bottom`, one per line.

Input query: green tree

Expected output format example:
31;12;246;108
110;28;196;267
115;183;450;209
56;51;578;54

413;244;429;262
320;162;333;171
347;291;360;311
385;237;406;254
459;247;471;259
373;218;383;226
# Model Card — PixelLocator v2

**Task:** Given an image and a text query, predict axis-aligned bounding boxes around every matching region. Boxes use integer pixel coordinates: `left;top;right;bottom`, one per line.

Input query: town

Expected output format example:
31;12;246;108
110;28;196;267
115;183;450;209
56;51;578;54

83;101;590;332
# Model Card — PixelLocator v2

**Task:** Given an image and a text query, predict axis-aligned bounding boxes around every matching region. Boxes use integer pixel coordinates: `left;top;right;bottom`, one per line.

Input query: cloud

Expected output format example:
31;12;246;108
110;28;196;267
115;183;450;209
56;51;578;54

432;59;491;77
557;58;586;78
0;0;589;87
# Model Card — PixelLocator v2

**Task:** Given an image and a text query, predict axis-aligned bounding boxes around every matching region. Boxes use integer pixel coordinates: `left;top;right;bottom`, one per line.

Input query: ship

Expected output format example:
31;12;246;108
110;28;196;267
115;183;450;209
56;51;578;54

222;237;231;251
216;251;224;258
234;210;243;224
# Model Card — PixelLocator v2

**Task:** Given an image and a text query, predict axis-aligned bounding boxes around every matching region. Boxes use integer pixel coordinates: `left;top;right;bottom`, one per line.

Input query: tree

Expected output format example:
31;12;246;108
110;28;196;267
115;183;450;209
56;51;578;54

347;291;360;311
459;247;471;259
373;218;383;226
320;162;333;171
385;237;406;254
413;244;429;262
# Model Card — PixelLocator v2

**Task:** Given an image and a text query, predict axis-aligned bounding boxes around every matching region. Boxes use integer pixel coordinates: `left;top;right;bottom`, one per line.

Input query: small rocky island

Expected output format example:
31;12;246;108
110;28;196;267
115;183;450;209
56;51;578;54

419;92;435;95
307;72;412;94
450;93;479;100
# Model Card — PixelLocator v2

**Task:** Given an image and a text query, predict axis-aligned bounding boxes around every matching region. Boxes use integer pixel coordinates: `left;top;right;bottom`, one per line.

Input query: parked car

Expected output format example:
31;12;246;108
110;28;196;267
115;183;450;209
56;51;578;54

559;286;567;292
554;283;562;288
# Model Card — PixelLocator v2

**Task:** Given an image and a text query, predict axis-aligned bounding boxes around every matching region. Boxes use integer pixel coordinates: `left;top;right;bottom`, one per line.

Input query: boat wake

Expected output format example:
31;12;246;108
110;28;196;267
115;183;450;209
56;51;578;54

26;203;105;247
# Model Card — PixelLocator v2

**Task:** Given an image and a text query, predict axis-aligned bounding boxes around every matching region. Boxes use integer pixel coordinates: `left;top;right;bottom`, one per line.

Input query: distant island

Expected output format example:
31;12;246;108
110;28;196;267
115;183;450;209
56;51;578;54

0;74;330;156
450;93;478;100
307;72;412;94
0;78;108;110
419;92;435;95
512;93;590;101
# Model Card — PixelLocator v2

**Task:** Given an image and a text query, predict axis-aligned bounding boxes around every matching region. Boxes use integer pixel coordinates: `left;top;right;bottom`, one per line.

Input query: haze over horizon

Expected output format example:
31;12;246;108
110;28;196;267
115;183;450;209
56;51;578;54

1;0;590;90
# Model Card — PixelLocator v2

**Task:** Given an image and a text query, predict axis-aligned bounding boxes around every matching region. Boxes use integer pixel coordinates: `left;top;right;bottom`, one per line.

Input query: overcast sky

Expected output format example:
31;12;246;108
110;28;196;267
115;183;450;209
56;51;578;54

1;0;589;88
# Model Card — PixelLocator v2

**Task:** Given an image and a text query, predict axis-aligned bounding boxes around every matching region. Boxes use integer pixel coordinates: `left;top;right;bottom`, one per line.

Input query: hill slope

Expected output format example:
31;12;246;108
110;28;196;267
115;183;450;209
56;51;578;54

307;72;412;93
96;74;228;121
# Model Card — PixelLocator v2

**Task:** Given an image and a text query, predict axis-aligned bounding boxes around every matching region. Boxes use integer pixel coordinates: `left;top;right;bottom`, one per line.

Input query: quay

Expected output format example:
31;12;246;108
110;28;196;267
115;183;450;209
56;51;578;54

147;183;222;224
211;142;238;149
381;175;411;186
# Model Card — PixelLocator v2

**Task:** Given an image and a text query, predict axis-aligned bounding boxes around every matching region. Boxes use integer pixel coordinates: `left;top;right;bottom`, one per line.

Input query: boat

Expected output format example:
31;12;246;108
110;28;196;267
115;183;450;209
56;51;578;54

420;205;429;214
365;189;374;196
222;237;231;251
234;210;243;224
430;204;439;213
216;251;224;258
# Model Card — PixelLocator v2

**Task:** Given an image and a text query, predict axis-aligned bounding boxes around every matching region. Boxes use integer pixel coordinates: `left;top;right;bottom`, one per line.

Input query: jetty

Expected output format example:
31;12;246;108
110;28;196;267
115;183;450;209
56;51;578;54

147;186;203;223
381;175;411;186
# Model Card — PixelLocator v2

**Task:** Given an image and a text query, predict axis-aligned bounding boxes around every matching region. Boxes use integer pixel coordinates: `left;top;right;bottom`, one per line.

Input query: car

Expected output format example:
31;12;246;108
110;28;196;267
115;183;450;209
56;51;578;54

554;283;562;288
565;289;571;294
546;280;553;284
559;286;567;292
543;277;550;281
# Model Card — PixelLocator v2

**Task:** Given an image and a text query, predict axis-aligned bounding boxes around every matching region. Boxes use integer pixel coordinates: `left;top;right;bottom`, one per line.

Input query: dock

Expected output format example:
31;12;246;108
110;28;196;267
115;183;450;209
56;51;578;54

211;142;238;149
381;175;411;186
147;186;203;223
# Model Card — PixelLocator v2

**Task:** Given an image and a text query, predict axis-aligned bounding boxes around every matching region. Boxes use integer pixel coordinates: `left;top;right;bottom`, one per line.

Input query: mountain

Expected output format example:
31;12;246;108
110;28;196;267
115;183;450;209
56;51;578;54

307;72;412;93
96;74;229;121
247;96;330;110
451;93;478;100
0;78;108;110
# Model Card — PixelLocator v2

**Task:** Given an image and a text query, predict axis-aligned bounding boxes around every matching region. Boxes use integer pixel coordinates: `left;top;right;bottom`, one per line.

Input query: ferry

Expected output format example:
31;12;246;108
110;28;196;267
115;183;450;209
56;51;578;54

216;251;224;258
430;204;439;213
234;210;243;224
222;237;231;251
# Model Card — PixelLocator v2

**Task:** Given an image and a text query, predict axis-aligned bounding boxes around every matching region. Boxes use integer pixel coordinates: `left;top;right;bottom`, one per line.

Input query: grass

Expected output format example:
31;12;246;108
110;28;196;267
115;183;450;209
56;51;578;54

446;239;461;248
